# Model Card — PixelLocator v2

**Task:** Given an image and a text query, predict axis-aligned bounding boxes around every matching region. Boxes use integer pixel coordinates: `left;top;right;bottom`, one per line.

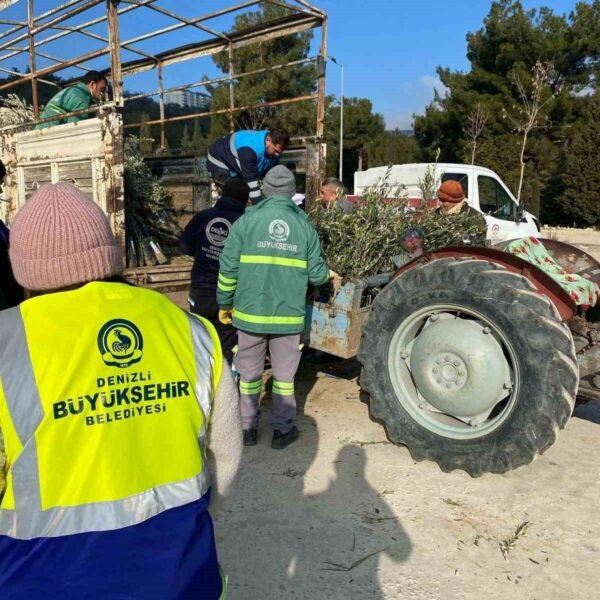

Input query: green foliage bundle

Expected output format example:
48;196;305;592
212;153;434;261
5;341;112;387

0;93;34;126
310;182;488;281
417;161;441;202
124;136;181;266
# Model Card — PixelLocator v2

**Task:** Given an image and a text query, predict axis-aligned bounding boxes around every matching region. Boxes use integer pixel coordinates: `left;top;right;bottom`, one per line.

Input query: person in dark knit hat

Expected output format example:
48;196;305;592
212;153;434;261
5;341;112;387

180;176;250;363
436;179;488;242
0;182;241;600
217;165;336;450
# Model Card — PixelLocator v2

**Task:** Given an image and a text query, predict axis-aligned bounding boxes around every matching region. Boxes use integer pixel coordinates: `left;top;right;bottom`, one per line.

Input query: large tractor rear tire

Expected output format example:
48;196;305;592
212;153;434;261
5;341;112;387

358;258;578;476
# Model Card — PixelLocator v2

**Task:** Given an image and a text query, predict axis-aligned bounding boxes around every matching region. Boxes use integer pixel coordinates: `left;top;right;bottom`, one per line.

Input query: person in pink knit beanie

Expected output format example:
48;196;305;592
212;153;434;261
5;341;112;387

8;182;123;290
0;183;241;600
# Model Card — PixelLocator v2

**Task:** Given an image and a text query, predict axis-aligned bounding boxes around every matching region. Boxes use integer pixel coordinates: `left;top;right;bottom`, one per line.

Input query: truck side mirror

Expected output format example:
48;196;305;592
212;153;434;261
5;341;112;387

515;201;525;222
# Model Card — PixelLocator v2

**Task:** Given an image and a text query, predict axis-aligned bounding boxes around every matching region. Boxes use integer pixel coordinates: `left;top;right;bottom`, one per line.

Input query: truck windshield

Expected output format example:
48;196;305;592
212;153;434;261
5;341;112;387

478;175;514;219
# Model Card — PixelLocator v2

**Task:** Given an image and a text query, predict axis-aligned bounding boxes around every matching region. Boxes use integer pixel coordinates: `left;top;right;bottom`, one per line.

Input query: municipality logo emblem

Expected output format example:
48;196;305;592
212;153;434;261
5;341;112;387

97;319;144;368
206;217;231;247
269;219;290;242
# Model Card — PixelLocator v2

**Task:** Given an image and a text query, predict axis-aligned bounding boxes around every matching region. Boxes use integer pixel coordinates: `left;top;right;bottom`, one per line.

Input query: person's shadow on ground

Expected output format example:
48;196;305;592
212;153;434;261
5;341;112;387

214;413;411;599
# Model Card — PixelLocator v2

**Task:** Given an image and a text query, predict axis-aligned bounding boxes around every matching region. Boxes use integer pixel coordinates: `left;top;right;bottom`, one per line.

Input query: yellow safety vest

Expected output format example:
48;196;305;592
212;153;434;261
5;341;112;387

0;281;222;540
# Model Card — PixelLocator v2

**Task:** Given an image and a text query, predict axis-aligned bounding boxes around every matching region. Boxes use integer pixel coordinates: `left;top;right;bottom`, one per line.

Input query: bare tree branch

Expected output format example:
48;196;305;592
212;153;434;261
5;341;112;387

464;103;489;164
505;60;561;203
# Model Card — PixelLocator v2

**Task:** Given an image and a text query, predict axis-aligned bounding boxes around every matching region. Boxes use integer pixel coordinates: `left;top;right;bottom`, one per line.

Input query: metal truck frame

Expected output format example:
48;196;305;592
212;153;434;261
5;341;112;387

0;0;328;272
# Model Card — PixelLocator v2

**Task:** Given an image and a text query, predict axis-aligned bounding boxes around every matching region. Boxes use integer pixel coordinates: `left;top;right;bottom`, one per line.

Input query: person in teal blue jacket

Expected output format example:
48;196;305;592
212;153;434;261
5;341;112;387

207;129;290;204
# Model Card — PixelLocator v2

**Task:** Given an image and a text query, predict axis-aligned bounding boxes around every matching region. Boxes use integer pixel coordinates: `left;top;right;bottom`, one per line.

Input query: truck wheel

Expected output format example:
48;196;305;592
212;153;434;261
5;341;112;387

358;258;578;476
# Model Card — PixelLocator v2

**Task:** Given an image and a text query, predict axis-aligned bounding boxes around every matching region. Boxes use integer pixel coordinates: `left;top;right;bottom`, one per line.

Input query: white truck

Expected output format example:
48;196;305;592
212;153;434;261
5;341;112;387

354;163;540;244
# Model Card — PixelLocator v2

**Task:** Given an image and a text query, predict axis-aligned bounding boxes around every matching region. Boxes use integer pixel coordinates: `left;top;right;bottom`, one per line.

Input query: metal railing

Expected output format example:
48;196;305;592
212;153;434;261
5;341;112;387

0;0;327;145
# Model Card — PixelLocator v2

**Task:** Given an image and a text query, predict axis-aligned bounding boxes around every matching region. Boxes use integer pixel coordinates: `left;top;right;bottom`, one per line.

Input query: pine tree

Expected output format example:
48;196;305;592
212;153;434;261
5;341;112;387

413;0;600;222
181;123;191;151
367;129;422;169
324;97;385;189
191;118;205;153
557;94;600;226
208;3;315;137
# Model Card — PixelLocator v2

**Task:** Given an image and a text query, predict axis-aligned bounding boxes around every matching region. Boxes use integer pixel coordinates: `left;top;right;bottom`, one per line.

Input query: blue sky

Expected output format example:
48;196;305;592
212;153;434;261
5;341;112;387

0;0;582;128
320;0;578;129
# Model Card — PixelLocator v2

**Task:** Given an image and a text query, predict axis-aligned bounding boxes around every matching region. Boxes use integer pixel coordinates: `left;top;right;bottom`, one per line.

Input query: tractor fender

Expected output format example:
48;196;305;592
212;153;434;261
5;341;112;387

392;246;576;322
496;238;600;283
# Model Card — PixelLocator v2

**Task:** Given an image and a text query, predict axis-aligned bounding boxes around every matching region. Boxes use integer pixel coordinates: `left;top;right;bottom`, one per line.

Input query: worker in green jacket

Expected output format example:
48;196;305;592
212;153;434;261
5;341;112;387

217;165;337;449
36;70;107;129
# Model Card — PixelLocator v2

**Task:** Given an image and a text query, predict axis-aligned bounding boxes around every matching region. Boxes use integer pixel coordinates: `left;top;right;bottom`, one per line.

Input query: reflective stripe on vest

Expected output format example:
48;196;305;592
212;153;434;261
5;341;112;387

233;309;304;326
45;102;68;115
240;254;307;269
207;152;230;171
0;285;220;540
229;133;242;171
185;311;216;455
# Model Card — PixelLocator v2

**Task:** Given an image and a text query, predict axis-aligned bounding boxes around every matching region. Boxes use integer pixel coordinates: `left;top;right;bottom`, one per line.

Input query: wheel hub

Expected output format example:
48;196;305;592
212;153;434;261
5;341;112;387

432;353;467;390
408;317;511;418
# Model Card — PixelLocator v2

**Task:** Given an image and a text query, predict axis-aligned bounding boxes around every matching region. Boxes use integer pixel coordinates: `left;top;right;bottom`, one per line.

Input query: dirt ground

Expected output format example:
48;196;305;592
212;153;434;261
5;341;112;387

214;354;600;600
541;227;600;261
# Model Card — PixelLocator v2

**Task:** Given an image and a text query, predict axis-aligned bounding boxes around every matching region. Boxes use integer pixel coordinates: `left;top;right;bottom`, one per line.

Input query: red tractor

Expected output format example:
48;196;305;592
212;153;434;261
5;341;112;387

305;238;600;476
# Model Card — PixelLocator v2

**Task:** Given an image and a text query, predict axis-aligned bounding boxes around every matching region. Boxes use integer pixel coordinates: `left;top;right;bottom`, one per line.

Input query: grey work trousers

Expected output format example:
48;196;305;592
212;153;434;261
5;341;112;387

236;330;302;434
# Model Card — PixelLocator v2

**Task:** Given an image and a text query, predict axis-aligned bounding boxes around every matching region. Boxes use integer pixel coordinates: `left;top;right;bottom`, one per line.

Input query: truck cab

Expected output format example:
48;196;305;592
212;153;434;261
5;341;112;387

353;163;540;244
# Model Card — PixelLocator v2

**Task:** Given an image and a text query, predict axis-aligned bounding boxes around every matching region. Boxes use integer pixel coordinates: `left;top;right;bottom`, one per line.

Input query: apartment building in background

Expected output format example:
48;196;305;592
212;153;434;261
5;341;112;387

164;90;211;111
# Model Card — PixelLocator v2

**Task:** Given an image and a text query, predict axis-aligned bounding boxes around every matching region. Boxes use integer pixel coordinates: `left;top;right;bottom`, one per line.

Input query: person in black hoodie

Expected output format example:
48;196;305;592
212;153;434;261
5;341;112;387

0;160;24;310
179;177;249;363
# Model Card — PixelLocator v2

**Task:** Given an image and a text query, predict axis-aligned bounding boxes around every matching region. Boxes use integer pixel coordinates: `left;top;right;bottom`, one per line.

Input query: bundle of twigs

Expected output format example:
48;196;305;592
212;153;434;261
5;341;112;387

309;181;487;281
0;93;34;127
124;136;181;267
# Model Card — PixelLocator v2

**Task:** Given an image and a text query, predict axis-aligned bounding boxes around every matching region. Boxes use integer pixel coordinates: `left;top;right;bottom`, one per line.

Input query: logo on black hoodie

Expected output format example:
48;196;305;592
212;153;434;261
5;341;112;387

206;217;232;247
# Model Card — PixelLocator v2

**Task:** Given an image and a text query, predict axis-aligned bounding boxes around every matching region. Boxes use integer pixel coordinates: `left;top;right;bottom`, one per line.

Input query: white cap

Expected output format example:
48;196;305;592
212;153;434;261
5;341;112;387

292;193;305;206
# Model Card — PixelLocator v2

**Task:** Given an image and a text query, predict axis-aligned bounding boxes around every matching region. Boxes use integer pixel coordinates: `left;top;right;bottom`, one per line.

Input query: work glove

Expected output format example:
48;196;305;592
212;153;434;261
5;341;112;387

218;309;233;325
329;269;343;296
